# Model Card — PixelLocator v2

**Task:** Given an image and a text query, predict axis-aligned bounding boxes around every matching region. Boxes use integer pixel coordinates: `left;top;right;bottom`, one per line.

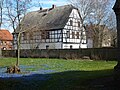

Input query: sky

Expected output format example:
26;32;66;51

30;0;70;11
1;0;116;33
1;0;70;33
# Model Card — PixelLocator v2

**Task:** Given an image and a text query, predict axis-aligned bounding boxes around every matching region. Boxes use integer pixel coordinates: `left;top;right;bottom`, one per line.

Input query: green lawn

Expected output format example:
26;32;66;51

0;58;117;72
0;58;117;90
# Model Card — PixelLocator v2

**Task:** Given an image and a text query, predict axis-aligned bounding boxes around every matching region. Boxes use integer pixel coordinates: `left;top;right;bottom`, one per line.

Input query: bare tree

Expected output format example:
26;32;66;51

87;0;111;48
0;0;4;29
104;11;117;47
109;28;117;47
69;0;116;48
5;0;32;73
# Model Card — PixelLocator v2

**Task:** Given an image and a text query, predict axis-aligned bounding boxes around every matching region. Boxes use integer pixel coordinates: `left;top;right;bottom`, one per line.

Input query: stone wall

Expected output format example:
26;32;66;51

2;48;117;60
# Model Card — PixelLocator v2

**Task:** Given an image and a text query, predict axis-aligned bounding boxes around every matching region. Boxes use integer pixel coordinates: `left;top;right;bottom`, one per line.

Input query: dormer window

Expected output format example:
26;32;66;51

42;13;47;17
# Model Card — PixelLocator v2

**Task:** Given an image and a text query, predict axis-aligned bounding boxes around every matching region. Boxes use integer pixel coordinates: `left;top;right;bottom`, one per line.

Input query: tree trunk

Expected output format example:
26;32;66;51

113;0;120;81
16;33;21;66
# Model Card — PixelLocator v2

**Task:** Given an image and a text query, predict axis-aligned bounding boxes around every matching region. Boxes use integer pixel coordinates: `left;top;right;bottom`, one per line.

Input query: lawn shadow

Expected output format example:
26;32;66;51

0;69;119;90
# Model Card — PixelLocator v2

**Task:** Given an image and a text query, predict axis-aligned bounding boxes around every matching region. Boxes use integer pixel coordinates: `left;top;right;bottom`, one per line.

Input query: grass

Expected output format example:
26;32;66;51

0;58;117;70
0;58;117;90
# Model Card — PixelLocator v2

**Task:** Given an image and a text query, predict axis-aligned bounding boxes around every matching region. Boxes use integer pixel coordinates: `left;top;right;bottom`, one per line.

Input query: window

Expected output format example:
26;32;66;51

46;31;50;39
1;41;3;45
82;35;86;44
46;45;49;49
78;21;80;27
13;34;17;41
41;31;46;39
4;42;7;45
76;32;79;39
70;45;72;49
23;32;27;40
29;33;33;40
66;31;70;38
70;20;73;26
82;40;86;44
10;41;13;45
2;47;6;50
41;31;50;39
0;40;2;45
72;32;75;39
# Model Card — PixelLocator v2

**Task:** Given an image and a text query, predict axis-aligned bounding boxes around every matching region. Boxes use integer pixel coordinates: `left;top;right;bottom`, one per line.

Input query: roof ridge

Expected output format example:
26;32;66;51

31;4;74;13
16;4;77;32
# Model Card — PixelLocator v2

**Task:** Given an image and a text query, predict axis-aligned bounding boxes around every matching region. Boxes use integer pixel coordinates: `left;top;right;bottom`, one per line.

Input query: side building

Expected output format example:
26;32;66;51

0;29;13;50
86;24;112;48
13;5;87;49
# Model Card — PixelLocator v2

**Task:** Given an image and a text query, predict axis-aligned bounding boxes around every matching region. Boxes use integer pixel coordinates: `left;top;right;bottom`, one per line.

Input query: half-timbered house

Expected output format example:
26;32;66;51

13;5;87;49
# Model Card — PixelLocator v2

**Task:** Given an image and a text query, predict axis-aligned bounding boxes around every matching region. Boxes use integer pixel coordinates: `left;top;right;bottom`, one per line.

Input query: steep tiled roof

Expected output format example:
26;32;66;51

0;29;13;41
16;5;76;33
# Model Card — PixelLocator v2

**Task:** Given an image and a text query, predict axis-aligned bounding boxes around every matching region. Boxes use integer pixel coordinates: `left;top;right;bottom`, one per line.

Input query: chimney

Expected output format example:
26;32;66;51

40;7;42;10
52;4;56;9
